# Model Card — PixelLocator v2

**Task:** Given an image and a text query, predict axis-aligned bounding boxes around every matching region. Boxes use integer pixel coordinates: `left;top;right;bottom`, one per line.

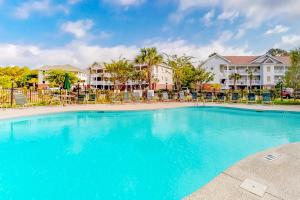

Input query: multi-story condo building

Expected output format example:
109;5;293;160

38;64;88;89
202;54;290;89
89;62;173;90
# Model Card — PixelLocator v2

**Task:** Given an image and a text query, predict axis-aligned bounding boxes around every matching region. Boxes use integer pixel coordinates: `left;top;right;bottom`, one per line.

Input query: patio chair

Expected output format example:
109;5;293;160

191;92;198;102
133;91;141;102
247;92;256;104
231;92;240;103
123;92;131;103
14;93;28;107
162;92;169;102
77;94;86;104
179;91;185;102
262;92;272;104
205;92;213;102
88;94;96;104
217;92;225;102
147;90;155;102
112;93;121;104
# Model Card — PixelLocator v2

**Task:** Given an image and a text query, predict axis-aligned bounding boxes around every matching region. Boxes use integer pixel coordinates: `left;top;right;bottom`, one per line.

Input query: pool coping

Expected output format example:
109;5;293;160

0;102;300;120
185;142;300;200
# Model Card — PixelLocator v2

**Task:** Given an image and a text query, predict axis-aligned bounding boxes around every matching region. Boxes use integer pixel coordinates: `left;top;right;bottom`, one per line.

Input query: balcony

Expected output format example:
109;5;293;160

274;70;285;74
228;80;260;85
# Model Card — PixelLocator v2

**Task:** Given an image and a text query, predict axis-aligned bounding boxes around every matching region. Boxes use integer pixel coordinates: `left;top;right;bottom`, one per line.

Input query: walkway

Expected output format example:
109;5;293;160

185;142;300;200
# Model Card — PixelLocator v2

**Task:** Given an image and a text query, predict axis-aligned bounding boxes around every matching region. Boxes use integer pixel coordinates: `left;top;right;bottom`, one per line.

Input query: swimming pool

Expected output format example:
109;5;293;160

0;107;300;200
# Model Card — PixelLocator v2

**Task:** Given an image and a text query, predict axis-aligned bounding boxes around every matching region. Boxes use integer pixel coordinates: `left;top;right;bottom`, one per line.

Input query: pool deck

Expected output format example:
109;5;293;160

185;142;300;200
0;102;300;120
1;103;300;200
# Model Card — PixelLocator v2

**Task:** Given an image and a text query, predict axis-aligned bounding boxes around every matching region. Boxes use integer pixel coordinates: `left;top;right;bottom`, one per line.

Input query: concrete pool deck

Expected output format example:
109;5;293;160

0;103;300;199
185;142;300;200
0;102;300;120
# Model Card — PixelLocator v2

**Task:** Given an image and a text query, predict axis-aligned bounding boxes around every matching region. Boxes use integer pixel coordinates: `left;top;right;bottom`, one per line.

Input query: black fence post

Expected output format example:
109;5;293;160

10;80;14;107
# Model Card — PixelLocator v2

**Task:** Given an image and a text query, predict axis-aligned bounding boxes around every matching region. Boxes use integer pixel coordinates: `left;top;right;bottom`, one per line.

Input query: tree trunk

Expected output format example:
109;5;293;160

148;66;152;90
234;79;237;90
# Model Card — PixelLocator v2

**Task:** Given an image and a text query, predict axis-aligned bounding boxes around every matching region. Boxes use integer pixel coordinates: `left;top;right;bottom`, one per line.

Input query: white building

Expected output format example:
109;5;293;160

202;54;290;89
89;62;173;90
38;64;88;88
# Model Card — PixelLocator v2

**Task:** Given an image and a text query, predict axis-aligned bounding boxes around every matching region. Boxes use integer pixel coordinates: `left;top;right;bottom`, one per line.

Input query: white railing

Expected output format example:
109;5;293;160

274;70;285;74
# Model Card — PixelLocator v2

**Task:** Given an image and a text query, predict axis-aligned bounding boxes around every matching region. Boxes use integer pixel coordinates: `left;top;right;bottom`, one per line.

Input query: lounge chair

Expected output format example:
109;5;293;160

88;94;96;104
77;94;86;104
112;93;121;104
205;92;213;102
247;92;256;104
262;92;272;104
191;92;198;102
133;91;141;102
123;92;131;103
147;91;155;102
217;92;225;102
162;92;169;102
14;93;28;107
179;91;185;102
231;92;240;103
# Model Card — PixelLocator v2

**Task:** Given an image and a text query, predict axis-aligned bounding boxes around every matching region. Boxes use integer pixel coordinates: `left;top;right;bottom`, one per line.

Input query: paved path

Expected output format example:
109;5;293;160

0;102;300;120
185;142;300;200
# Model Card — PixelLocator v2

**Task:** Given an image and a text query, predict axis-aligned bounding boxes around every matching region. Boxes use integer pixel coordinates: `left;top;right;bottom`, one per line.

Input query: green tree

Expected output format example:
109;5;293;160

130;69;147;90
285;48;300;95
46;69;78;87
105;58;134;90
0;75;12;88
246;68;254;90
165;54;193;91
135;47;163;90
0;66;36;88
193;67;214;91
267;48;289;56
165;54;214;91
229;73;241;90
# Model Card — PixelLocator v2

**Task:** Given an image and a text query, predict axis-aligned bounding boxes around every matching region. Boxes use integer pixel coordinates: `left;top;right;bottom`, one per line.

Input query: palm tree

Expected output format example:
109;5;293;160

229;73;241;90
246;68;254;90
135;48;163;90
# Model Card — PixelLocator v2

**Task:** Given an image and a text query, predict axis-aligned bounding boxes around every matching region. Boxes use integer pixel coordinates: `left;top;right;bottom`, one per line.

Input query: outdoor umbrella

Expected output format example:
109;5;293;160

63;73;71;91
62;73;71;105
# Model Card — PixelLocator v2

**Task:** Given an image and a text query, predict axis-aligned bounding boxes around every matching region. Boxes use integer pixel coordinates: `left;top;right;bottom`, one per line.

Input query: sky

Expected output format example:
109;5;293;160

0;0;300;68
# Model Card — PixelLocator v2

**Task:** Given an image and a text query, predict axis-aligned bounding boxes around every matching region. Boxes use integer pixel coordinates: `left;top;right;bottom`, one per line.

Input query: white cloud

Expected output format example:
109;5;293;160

102;0;145;7
202;10;215;26
217;11;239;22
0;38;252;68
275;34;300;49
61;20;94;38
14;0;68;19
265;25;289;35
177;0;219;11
172;0;300;38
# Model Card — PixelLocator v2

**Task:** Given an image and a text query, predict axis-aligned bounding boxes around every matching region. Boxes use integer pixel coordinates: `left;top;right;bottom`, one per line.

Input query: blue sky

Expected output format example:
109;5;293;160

0;0;300;68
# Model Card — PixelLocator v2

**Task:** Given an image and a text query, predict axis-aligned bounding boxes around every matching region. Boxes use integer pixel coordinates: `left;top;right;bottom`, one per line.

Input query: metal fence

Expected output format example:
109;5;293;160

0;87;287;108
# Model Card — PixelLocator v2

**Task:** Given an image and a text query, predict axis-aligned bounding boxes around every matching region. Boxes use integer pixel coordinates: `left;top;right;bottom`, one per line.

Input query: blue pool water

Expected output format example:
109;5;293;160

0;107;300;200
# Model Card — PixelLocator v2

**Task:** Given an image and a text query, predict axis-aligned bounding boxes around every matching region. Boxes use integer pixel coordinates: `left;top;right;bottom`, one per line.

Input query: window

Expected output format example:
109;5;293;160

267;67;271;72
267;76;271;82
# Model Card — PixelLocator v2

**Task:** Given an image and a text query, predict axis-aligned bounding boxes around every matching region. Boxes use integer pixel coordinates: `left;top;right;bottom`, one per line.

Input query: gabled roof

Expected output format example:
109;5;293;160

220;54;290;65
39;64;87;73
274;56;291;65
223;56;258;65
